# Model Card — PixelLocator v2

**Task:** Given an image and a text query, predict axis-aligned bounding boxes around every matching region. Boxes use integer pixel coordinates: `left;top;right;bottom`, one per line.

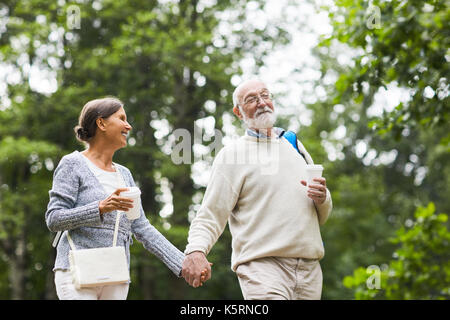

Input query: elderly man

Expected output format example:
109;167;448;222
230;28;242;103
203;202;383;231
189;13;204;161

181;79;332;299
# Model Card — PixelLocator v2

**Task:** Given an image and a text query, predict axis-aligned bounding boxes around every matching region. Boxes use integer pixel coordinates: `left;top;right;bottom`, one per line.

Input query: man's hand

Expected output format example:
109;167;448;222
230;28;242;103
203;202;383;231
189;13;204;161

301;177;327;205
182;251;212;288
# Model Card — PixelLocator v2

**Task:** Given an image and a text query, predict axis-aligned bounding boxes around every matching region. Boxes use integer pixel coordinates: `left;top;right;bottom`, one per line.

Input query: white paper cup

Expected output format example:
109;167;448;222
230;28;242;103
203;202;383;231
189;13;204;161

120;187;141;220
305;164;324;185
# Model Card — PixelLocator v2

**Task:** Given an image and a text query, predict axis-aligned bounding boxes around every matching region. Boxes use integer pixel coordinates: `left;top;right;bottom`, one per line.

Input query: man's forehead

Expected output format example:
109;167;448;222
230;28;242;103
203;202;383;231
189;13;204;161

238;80;268;98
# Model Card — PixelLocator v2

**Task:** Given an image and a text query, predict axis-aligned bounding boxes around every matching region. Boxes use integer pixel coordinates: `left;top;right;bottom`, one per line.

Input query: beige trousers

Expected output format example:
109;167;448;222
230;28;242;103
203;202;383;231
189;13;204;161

236;256;323;300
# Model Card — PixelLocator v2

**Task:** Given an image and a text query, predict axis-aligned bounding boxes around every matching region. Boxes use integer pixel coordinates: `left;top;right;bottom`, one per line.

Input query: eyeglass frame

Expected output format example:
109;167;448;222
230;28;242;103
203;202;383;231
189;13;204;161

241;91;274;107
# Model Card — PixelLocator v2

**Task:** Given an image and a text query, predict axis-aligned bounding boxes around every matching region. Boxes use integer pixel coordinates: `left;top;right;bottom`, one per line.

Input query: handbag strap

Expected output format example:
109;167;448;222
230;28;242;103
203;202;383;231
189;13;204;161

112;210;121;247
66;211;121;250
66;229;77;250
112;164;124;247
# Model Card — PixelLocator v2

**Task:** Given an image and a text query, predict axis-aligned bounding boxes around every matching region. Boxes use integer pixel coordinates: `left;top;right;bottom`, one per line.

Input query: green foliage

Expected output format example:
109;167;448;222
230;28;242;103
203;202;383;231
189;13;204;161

0;136;61;242
320;0;449;142
0;136;60;164
0;136;61;298
307;0;450;300
343;203;450;300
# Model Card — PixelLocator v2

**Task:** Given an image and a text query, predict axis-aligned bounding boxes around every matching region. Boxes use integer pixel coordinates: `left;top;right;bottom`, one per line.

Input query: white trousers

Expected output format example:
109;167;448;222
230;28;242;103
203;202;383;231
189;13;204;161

54;270;129;300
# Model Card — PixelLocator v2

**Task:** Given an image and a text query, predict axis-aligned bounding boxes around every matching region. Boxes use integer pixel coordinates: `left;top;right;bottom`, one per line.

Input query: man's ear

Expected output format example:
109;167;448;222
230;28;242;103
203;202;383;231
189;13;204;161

96;118;107;132
233;106;243;120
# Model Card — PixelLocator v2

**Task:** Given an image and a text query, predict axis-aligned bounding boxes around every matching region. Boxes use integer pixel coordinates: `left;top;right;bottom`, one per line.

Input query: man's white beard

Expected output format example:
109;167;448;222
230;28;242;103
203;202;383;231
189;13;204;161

241;106;276;129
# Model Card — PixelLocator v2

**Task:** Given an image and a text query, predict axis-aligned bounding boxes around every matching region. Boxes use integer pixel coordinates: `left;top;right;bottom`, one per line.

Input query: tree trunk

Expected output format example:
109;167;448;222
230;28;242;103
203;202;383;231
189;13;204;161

8;236;26;299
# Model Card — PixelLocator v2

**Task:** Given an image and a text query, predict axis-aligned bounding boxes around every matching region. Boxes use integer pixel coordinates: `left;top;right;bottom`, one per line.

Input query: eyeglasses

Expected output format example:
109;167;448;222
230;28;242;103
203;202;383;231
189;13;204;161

242;92;273;106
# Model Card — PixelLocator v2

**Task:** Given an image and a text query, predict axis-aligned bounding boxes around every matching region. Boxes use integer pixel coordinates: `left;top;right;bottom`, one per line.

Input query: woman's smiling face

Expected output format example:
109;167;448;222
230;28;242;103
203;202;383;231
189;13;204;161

102;106;132;148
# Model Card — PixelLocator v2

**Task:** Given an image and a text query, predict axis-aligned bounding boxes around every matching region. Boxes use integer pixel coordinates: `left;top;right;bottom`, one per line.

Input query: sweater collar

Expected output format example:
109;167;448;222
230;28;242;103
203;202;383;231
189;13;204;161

74;150;128;186
245;127;284;139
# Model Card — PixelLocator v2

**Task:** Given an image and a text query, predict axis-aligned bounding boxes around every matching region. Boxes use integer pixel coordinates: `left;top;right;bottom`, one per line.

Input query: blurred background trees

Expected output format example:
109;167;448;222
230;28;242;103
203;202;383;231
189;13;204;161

307;0;449;299
343;203;449;299
0;0;448;299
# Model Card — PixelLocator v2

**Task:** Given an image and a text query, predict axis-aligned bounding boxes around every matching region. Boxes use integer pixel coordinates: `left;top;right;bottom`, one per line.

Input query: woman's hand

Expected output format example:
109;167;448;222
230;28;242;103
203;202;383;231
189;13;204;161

182;251;213;288
98;188;134;215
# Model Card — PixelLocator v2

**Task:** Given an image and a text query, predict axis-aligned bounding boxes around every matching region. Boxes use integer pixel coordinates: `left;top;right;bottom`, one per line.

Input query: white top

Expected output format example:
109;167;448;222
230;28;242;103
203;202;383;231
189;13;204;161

185;134;333;271
81;153;126;195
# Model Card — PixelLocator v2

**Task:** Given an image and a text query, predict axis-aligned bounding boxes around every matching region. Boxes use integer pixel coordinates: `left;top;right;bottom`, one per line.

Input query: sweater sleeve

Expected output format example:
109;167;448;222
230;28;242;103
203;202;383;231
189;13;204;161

314;188;333;225
126;169;185;277
297;138;333;225
185;153;240;256
45;156;102;232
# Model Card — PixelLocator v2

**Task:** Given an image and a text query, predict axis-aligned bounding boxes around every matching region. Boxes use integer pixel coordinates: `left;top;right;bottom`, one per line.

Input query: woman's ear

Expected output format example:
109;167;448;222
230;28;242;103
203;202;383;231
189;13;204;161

96;118;107;132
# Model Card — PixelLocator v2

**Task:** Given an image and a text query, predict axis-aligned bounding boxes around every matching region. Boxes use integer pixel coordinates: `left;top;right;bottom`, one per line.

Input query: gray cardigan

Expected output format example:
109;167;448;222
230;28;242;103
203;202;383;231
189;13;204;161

45;150;184;276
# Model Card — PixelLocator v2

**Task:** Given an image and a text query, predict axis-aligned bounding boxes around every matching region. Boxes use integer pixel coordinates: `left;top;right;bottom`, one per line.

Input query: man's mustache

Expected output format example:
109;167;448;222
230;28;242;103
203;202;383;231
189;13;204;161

254;106;273;117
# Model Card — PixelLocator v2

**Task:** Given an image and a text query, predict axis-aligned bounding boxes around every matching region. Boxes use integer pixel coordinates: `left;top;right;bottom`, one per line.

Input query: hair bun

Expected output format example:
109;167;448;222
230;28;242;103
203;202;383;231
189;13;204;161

75;126;89;141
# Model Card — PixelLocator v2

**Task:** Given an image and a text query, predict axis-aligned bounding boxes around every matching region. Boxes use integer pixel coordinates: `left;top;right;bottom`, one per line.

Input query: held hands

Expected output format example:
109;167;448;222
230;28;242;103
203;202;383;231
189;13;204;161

182;251;213;288
98;188;134;215
301;177;327;205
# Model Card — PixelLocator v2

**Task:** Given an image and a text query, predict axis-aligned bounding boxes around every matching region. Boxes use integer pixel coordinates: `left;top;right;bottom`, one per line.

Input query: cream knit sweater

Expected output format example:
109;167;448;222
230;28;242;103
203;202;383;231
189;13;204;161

185;134;332;271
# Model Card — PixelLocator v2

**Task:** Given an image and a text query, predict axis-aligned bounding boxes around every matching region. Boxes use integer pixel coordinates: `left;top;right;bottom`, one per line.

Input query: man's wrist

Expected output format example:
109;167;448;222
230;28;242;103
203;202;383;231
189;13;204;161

187;250;206;256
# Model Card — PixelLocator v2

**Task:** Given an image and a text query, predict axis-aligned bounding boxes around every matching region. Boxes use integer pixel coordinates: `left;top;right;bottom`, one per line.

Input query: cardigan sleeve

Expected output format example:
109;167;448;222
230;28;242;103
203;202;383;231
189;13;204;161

45;156;102;232
125;169;185;277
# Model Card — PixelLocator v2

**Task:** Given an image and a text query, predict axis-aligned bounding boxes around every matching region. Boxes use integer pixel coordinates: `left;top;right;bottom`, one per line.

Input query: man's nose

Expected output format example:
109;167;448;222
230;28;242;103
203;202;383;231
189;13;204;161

256;98;267;108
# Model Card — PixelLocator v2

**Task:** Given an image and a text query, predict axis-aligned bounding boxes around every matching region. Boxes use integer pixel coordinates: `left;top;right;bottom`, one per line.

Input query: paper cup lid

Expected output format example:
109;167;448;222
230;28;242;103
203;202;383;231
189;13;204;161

306;164;323;170
120;187;141;196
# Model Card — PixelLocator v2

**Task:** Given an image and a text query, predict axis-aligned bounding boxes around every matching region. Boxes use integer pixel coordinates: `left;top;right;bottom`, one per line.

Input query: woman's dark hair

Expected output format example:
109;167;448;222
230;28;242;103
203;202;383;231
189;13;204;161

74;97;124;143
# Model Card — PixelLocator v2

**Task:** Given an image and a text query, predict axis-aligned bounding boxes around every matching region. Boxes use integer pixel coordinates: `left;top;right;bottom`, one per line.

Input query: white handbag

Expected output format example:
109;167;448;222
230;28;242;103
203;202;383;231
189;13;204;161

66;212;130;289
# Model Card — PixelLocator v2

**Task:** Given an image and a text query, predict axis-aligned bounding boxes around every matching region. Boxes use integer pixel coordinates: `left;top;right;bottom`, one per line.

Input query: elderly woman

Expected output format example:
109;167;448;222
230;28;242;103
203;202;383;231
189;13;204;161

46;97;201;299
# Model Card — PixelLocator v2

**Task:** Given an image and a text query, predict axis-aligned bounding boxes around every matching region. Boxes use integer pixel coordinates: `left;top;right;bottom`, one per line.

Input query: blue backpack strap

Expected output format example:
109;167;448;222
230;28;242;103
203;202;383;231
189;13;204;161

280;130;308;163
281;130;300;153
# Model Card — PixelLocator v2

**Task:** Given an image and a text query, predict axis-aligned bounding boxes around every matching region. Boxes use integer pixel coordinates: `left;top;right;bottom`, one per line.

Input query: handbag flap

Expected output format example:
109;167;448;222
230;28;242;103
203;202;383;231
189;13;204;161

69;246;129;287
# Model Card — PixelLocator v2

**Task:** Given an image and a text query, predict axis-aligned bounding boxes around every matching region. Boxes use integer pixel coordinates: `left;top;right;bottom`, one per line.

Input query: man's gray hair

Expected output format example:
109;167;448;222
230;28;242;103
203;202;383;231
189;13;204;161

232;85;241;108
232;78;265;108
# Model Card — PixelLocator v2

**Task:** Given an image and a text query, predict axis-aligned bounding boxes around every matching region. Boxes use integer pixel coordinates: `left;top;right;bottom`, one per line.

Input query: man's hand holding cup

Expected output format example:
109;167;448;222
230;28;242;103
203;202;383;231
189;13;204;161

301;164;327;205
